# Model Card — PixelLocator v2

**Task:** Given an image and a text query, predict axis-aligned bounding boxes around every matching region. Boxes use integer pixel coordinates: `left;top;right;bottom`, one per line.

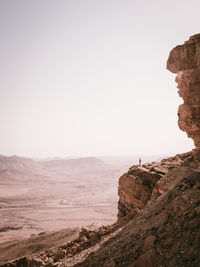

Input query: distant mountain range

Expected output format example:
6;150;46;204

0;154;52;183
41;157;112;174
0;155;120;183
0;154;171;184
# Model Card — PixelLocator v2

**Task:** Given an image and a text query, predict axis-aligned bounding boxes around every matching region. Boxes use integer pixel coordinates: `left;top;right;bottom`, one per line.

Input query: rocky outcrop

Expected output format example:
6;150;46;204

118;164;164;223
117;33;200;224
118;148;200;223
167;33;200;149
6;149;200;267
75;165;200;267
1;224;117;267
117;150;200;223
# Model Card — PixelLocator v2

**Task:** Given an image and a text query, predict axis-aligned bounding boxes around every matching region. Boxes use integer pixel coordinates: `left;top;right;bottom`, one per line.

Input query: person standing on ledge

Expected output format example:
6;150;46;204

139;157;141;166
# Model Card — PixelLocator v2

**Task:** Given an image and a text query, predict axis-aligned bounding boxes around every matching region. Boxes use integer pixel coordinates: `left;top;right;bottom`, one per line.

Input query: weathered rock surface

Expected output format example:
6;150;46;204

118;164;163;223
167;33;200;149
1;224;116;267
74;151;200;267
117;151;196;223
0;228;79;265
117;34;200;224
2;151;200;267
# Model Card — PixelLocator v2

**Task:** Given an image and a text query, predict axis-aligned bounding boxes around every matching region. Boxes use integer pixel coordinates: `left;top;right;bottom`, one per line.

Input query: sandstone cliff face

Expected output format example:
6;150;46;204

117;33;200;223
167;33;200;149
76;163;200;267
118;162;165;223
117;150;200;223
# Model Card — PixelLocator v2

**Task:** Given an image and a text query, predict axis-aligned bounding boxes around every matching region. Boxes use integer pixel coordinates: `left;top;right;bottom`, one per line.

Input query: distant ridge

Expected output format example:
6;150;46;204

0;154;117;183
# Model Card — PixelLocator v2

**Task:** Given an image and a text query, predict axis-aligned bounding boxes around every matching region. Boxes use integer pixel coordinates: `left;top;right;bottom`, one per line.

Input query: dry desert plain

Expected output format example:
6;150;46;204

0;154;165;263
0;156;127;244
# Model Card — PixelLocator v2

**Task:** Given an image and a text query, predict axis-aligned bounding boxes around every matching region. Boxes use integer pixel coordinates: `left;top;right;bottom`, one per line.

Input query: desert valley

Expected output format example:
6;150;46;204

0;33;199;267
1;0;200;265
0;154;163;264
0;155;124;242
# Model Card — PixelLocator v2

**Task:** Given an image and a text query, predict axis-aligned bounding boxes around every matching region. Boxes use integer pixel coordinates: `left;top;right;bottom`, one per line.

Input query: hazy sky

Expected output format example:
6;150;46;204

0;0;199;158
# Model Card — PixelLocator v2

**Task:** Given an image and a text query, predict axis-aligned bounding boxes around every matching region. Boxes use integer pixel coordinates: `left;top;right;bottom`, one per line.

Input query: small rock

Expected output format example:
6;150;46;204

53;249;65;262
80;235;89;243
143;235;155;252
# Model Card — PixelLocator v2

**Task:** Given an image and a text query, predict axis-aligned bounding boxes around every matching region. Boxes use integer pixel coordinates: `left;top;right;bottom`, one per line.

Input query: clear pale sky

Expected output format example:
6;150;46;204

0;0;199;158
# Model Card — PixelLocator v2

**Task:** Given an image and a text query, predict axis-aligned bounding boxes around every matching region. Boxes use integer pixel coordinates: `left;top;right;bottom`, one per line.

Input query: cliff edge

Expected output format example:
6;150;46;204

77;34;200;266
117;150;200;224
118;34;200;224
76;154;200;267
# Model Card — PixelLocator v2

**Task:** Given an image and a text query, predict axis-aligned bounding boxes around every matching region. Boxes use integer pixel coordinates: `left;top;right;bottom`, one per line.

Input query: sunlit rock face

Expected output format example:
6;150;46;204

117;165;162;224
167;33;200;149
117;35;200;223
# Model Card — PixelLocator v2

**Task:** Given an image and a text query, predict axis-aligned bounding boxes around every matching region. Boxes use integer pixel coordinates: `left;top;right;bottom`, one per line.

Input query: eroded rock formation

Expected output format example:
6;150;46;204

118;163;164;223
77;163;200;267
117;151;200;223
1;224;117;267
167;33;200;149
117;34;200;223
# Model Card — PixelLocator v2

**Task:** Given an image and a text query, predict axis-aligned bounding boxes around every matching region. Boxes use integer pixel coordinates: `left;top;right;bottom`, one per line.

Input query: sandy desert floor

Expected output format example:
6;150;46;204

0;172;121;245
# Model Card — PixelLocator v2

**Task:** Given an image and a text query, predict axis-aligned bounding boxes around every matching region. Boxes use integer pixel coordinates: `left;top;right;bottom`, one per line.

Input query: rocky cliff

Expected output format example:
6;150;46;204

117;33;200;224
117;151;196;223
3;150;199;267
167;33;200;149
75;154;200;267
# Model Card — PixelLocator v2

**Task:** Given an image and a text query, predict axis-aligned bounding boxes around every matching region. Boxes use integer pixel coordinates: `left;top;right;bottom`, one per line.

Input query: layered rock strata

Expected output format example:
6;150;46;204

167;33;200;149
117;151;200;223
117;33;200;224
76;163;200;267
118;163;164;223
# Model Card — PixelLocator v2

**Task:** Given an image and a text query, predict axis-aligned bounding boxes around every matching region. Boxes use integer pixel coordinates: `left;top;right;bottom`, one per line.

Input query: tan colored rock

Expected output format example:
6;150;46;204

73;164;200;267
71;243;81;254
167;33;200;149
117;165;162;223
117;150;200;223
88;232;98;242
80;235;89;243
53;249;65;262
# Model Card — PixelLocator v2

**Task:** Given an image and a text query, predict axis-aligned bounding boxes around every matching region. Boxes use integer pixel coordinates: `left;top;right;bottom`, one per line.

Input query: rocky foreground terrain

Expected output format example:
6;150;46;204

1;34;200;266
1;150;200;266
77;150;200;267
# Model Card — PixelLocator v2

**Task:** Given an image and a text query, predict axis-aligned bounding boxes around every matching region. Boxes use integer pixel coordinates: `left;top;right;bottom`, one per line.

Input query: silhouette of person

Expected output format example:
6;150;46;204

139;157;141;166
